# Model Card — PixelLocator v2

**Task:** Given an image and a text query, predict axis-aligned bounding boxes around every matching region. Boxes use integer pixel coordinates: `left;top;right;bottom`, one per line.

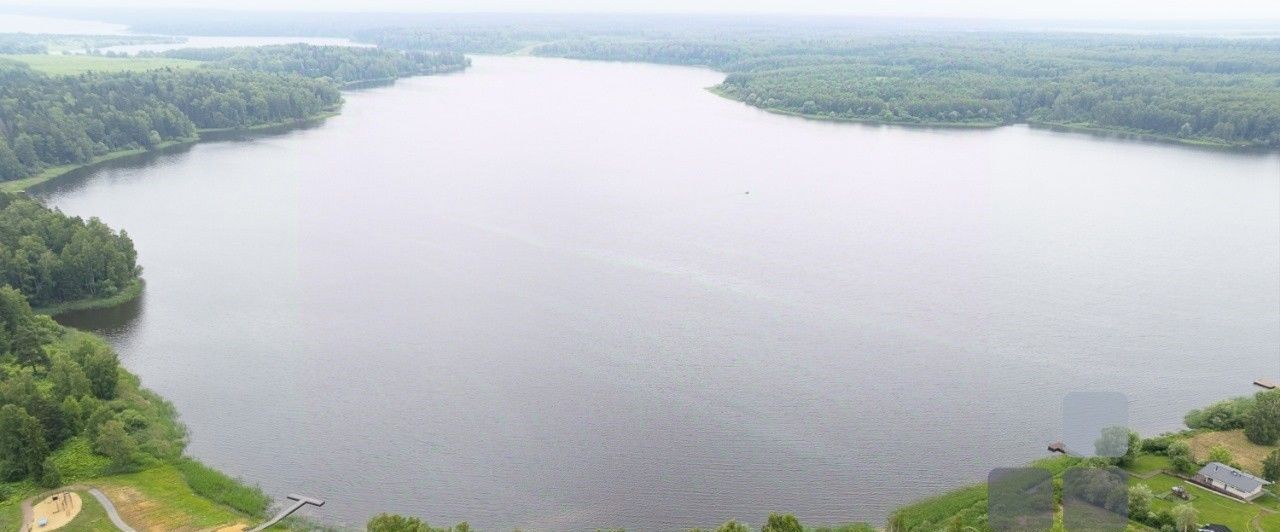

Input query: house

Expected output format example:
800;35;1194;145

1193;462;1271;501
1198;525;1232;532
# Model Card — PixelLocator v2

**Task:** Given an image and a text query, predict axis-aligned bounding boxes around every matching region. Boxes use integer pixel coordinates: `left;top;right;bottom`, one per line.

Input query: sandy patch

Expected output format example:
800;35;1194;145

29;491;82;531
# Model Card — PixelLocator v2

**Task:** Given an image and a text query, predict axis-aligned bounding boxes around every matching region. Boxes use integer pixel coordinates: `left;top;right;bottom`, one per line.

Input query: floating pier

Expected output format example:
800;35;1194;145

1255;379;1277;390
1047;441;1067;454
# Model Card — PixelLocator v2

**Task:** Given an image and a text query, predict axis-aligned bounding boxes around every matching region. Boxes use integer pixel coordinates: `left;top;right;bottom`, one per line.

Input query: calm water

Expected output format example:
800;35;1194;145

39;56;1280;530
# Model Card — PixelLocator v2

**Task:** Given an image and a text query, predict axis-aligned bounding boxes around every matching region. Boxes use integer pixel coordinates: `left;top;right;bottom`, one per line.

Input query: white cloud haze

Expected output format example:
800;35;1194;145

3;0;1280;20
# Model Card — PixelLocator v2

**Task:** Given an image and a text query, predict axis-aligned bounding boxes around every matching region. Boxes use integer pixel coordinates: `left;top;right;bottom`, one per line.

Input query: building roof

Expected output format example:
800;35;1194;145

1198;525;1232;532
1198;462;1269;494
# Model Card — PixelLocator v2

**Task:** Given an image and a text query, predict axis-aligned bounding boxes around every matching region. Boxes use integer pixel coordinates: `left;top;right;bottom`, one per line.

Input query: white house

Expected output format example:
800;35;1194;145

1194;462;1271;501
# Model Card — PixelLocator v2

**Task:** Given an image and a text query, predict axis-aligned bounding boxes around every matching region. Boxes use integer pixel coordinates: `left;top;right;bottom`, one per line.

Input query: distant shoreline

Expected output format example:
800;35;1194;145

704;85;1271;152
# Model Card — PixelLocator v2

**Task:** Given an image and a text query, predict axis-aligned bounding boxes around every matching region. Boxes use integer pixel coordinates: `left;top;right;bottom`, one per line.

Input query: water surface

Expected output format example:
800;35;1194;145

43;56;1280;530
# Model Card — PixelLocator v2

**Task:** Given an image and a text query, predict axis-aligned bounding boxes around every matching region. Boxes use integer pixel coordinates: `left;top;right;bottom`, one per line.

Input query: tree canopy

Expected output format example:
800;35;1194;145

0;193;140;307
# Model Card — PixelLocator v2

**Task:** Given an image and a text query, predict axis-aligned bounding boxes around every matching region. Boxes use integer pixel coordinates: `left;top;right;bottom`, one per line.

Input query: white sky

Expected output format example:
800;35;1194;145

3;0;1280;21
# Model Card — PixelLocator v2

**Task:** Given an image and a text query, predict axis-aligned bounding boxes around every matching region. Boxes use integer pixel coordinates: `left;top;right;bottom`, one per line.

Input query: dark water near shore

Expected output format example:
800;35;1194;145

42;56;1280;530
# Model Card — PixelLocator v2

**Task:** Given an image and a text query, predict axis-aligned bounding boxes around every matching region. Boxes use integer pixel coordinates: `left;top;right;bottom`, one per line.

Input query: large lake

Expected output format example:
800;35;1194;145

40;56;1280;530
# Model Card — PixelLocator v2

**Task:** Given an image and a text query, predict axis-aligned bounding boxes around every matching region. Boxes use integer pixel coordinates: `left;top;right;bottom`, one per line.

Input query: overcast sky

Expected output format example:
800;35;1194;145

5;0;1280;21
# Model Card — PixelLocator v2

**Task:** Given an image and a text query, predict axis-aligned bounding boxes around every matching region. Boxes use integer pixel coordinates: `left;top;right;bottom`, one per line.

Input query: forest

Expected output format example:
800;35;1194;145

0;285;186;486
0;193;140;308
150;44;470;85
531;34;1280;148
0;58;340;182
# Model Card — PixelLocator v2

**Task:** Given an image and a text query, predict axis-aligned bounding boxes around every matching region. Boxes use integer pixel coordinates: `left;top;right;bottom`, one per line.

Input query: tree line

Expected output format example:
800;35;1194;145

530;34;1280;148
0;59;341;182
149;44;470;85
0;193;140;308
0;286;186;487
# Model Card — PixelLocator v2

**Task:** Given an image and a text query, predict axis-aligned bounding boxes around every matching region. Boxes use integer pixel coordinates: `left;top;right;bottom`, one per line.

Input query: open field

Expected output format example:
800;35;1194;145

1187;430;1279;476
0;54;201;75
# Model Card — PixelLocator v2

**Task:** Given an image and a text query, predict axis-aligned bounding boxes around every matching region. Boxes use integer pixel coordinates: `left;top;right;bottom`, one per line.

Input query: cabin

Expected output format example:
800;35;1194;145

1193;462;1271;501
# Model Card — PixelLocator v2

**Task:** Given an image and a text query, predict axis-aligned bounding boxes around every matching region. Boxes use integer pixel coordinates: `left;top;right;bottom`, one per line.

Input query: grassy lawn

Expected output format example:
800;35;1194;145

0;481;38;532
1132;473;1260;531
0;54;202;75
61;491;115;532
1186;430;1278;475
1126;454;1172;477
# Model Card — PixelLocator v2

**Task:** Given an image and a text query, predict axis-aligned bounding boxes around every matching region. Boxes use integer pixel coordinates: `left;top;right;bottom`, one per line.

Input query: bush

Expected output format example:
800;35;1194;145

1184;396;1254;430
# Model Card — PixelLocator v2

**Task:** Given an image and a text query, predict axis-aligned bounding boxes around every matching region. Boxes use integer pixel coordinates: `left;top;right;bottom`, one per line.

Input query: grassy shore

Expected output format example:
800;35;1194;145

33;279;144;317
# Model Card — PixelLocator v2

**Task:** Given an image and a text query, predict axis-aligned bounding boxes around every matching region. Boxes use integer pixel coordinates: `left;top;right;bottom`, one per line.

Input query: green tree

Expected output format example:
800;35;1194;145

1263;449;1280;482
38;457;62;488
367;513;457;532
0;404;49;480
94;418;137;470
761;513;803;532
1167;441;1197;474
50;354;92;400
81;347;120;400
716;521;751;532
1171;503;1198;532
1245;390;1280;445
1128;483;1153;521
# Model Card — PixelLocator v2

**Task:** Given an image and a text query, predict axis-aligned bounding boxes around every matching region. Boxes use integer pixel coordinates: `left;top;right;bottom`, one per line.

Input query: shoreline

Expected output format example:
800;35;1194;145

706;85;1274;152
33;278;144;317
1;111;342;195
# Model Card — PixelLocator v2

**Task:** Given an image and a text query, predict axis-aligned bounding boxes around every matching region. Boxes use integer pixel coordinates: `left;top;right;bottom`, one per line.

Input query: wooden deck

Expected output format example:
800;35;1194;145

1255;379;1277;390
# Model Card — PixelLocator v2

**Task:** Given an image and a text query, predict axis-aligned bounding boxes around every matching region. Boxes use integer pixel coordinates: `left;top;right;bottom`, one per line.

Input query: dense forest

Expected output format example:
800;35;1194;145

0;59;340;182
150;44;469;84
0;193;140;308
531;34;1280;148
0;285;186;486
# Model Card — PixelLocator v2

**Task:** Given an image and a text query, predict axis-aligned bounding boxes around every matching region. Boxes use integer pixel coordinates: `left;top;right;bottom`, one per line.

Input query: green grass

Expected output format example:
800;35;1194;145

61;491;115;532
50;437;112;482
34;280;144;317
1125;455;1172;477
93;465;256;530
0;54;201;75
0;481;38;532
175;458;272;518
1132;473;1260;532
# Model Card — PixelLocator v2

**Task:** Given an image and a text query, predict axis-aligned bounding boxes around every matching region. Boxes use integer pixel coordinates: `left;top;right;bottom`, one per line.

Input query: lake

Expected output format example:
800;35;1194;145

39;56;1280;530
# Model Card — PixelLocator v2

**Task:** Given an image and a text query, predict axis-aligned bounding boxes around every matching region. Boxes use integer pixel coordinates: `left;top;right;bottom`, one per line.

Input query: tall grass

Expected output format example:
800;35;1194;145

175;458;272;518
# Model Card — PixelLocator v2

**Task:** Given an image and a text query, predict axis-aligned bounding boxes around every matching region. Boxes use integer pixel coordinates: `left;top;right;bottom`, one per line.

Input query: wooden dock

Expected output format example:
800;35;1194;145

1255;379;1277;390
1047;441;1067;454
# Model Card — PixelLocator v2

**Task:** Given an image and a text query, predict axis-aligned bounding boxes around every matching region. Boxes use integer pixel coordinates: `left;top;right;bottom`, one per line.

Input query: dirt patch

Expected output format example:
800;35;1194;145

1187;430;1279;475
29;491;82;531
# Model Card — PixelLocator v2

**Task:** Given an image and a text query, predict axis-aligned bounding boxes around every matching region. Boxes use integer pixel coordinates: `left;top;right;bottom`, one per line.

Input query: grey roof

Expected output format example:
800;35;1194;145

1198;462;1269;493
